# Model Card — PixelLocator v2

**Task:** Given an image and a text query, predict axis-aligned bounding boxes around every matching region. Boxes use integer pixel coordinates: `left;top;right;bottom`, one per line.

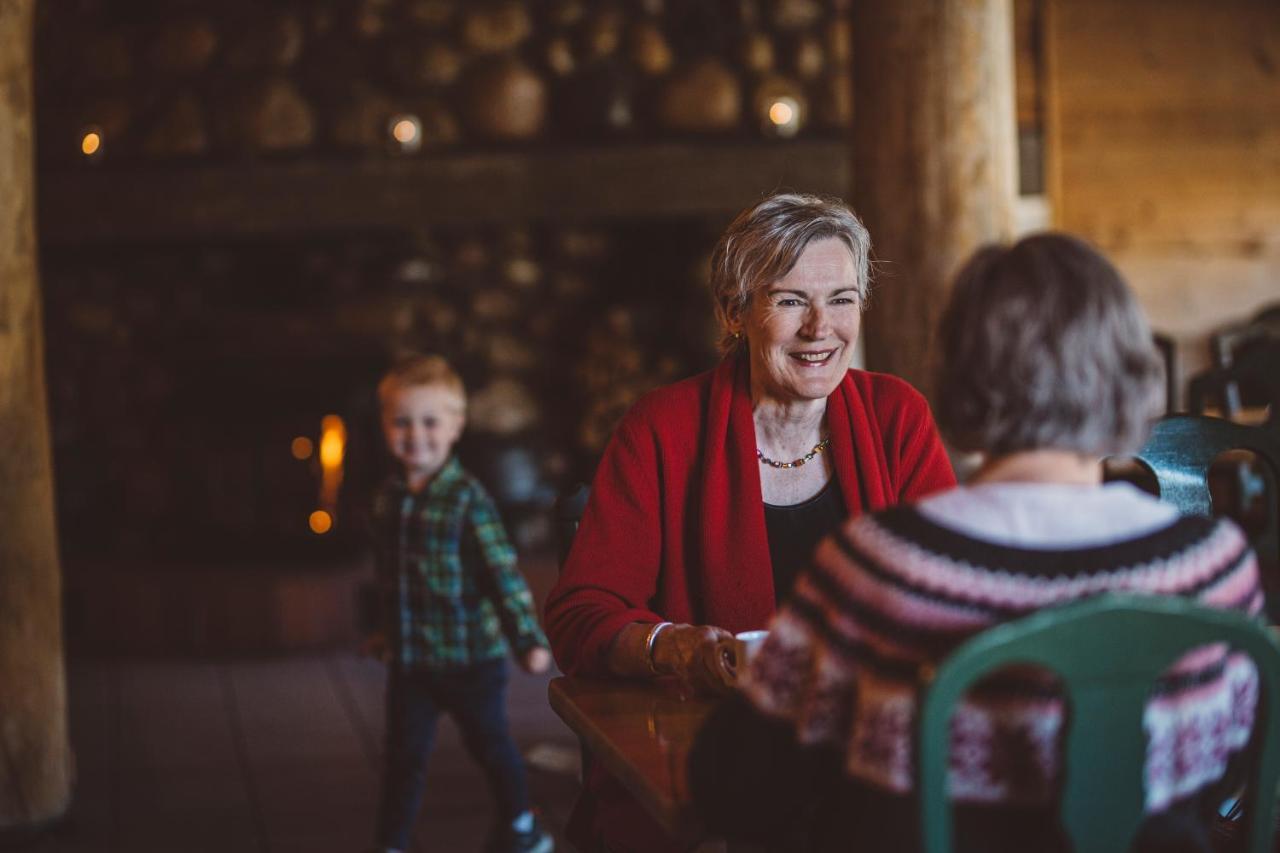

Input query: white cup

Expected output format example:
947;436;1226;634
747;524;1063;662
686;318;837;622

717;629;770;687
734;630;769;668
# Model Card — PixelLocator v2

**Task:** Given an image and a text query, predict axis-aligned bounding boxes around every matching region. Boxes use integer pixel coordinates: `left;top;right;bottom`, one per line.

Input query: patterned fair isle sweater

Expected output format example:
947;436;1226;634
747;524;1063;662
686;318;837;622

744;486;1263;813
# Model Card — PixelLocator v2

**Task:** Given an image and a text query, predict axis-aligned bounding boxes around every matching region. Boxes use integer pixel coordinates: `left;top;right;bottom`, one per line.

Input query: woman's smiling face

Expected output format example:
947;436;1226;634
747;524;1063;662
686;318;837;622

736;237;862;405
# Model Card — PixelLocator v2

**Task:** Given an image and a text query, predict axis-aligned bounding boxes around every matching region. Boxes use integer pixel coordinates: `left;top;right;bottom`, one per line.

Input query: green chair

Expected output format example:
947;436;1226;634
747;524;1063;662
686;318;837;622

917;594;1280;853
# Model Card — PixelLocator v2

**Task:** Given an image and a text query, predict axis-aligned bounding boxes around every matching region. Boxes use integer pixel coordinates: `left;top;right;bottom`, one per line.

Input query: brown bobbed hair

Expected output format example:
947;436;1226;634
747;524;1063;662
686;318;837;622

709;193;871;354
935;233;1164;457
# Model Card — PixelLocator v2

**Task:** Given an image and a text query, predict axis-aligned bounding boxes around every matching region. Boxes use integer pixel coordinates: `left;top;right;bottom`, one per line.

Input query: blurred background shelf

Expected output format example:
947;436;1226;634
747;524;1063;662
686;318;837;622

38;141;849;243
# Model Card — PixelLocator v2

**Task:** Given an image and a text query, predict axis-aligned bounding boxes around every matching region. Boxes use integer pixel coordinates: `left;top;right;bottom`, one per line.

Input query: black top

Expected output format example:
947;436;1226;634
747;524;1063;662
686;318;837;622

763;478;847;604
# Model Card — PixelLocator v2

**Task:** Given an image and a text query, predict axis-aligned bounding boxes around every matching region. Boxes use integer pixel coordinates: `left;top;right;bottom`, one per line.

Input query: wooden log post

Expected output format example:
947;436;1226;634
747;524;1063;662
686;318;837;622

0;0;72;834
851;0;1018;399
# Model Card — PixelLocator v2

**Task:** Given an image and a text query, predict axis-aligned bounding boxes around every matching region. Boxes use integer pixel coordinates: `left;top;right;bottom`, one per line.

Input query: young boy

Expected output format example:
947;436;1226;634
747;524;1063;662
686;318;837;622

369;354;554;853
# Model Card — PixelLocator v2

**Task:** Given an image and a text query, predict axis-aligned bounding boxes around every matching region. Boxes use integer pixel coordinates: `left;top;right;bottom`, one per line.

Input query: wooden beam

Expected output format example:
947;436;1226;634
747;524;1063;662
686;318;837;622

0;0;71;835
37;141;850;244
851;0;1019;399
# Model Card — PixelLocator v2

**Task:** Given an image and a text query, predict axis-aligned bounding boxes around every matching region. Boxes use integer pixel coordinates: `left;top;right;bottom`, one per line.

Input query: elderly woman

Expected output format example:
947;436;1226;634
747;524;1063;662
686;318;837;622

689;233;1263;853
545;193;956;851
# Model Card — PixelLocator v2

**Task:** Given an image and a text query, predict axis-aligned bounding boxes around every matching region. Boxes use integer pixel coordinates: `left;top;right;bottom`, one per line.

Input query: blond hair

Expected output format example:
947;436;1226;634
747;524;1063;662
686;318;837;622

377;353;466;411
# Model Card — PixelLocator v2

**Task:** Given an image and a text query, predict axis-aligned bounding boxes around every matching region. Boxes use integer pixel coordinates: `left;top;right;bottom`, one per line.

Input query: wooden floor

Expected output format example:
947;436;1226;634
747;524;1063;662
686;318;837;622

27;654;582;853
21;556;585;853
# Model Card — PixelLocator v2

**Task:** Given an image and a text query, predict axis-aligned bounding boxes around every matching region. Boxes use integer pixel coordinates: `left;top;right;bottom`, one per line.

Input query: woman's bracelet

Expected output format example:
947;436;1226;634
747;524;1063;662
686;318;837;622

643;622;673;676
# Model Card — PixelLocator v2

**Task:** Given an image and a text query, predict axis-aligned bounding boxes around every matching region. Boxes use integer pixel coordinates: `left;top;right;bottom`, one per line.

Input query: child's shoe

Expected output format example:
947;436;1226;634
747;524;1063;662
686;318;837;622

489;813;553;853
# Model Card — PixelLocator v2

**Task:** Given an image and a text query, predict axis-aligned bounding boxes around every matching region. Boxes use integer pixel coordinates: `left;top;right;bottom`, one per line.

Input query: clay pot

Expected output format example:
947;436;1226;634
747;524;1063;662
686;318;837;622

149;17;218;74
217;78;315;152
580;8;624;62
461;2;532;54
656;59;742;133
792;34;825;80
630;20;674;77
144;93;208;157
545;37;576;77
827;17;853;65
353;0;392;39
738;31;775;74
462;57;547;141
405;0;456;29
502;256;542;290
389;38;462;88
550;0;587;27
772;0;823;31
735;0;761;27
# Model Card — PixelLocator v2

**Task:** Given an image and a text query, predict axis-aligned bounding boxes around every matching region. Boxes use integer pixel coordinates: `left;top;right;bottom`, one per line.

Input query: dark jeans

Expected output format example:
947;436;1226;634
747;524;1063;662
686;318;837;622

375;658;530;850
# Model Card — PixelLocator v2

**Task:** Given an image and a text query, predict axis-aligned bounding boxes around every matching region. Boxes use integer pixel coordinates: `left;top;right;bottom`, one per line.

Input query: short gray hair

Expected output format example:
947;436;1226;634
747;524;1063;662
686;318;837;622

935;233;1164;457
709;193;871;353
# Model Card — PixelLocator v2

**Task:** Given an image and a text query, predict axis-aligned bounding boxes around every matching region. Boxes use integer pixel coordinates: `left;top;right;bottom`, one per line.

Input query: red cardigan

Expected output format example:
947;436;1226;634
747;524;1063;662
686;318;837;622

544;355;956;853
546;354;956;675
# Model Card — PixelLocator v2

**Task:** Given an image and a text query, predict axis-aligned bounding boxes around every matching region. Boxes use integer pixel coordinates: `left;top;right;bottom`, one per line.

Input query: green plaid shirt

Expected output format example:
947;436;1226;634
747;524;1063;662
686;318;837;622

371;456;548;670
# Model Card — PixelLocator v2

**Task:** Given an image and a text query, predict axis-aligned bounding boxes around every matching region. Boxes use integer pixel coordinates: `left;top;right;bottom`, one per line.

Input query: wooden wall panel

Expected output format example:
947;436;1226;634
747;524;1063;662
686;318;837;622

1014;0;1043;130
1048;0;1280;382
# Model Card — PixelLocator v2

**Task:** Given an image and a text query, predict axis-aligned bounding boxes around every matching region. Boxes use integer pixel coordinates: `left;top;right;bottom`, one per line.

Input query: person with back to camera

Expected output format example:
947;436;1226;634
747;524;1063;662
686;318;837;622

544;193;957;852
688;233;1265;853
367;354;554;853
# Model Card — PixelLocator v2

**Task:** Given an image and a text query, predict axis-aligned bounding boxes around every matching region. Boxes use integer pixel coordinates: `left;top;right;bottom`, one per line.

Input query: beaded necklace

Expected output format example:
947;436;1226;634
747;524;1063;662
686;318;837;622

756;437;831;469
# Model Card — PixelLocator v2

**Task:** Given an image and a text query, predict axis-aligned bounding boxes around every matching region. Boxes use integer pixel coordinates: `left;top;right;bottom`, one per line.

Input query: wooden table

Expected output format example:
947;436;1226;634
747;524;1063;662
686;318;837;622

548;676;724;847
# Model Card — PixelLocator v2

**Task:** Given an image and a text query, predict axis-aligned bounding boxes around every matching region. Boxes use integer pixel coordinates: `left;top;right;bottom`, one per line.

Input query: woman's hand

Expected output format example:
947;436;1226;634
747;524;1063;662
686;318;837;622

652;623;737;695
607;621;736;693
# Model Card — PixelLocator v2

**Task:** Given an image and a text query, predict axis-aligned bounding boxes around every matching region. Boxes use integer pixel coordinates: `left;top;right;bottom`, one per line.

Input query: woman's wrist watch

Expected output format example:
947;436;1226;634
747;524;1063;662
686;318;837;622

643;621;673;675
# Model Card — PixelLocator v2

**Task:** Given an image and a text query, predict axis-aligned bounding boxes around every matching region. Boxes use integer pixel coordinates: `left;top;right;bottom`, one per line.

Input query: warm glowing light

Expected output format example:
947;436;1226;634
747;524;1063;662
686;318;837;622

388;114;422;152
291;436;313;460
318;414;347;515
309;510;332;534
392;119;418;143
319;415;346;468
81;131;102;156
768;100;796;127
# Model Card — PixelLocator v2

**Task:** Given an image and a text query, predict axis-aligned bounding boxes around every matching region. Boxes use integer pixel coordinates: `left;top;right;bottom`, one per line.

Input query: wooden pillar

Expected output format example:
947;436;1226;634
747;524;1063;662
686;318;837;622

851;0;1018;399
0;0;72;834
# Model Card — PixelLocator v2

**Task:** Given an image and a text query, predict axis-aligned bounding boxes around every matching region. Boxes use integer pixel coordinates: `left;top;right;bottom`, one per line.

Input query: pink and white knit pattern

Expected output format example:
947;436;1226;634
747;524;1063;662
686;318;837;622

745;508;1262;812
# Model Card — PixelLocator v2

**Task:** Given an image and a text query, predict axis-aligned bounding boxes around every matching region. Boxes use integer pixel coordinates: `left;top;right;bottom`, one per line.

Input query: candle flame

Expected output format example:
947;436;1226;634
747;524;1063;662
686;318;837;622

318;415;347;525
